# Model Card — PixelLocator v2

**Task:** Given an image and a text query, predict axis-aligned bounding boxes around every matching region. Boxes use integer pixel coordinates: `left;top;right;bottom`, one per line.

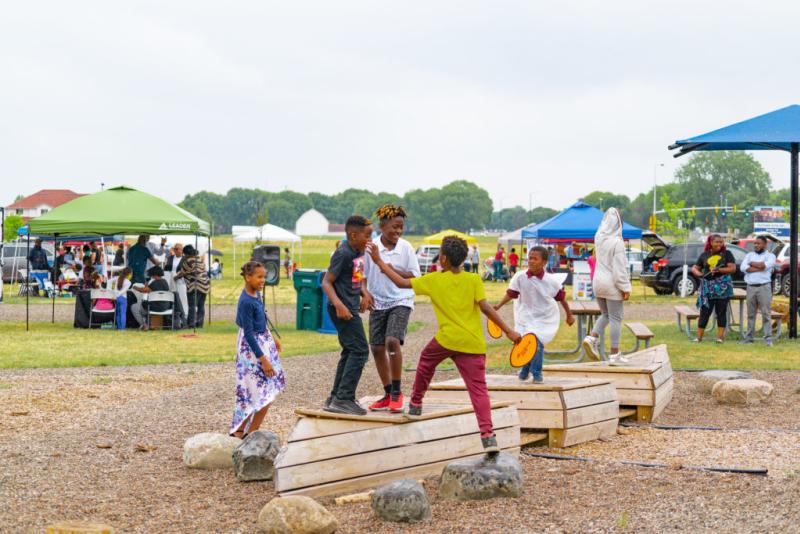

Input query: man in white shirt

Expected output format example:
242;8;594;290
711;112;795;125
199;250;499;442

363;205;421;413
740;236;777;346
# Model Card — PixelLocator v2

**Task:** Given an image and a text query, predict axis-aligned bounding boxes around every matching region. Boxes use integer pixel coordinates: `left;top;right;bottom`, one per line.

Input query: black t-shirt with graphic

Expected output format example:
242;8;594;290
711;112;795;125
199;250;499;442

694;250;736;277
328;242;365;313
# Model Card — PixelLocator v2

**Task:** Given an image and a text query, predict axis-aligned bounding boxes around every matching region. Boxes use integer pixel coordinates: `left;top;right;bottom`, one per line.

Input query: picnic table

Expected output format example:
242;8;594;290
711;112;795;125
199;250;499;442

544;300;601;362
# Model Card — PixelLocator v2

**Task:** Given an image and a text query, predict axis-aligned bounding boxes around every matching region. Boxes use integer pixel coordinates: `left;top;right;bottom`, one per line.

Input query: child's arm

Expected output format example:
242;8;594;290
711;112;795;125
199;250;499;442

367;243;413;289
478;300;521;343
559;298;575;326
321;271;353;320
493;292;514;311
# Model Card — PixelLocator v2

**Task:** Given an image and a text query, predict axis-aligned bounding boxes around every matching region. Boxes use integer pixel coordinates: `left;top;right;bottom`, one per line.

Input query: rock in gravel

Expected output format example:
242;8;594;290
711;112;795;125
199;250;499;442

233;430;281;481
439;452;523;500
257;496;338;534
712;379;773;405
371;479;431;523
696;370;753;393
183;432;240;469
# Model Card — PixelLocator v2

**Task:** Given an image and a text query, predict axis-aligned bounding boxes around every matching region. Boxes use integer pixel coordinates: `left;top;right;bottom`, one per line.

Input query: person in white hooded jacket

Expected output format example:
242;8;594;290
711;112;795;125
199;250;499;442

582;208;632;363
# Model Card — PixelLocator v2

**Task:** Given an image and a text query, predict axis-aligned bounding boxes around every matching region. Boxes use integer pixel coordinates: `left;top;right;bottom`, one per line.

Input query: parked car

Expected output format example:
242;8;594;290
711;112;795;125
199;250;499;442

639;232;748;296
626;249;645;279
415;245;440;274
1;241;56;283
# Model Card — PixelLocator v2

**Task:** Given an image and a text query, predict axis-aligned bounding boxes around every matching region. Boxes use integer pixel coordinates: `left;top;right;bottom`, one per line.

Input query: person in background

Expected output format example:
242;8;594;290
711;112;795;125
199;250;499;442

493;246;505;281
508;248;519;275
740;235;776;346
283;247;292;279
146;236;169;265
91;272;114;315
28;238;49;270
131;266;171;330
127;235;159;284
464;245;475;273
165;243;187;328
210;258;222;279
691;234;735;344
177;245;210;328
82;244;92;266
471;246;480;275
113;243;125;267
582;208;632;363
82;257;96;290
112;267;132;330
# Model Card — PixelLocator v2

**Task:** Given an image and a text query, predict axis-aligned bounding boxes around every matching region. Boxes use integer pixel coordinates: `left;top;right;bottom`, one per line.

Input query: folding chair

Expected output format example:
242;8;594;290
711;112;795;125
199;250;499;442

147;291;175;330
89;289;117;327
17;269;38;296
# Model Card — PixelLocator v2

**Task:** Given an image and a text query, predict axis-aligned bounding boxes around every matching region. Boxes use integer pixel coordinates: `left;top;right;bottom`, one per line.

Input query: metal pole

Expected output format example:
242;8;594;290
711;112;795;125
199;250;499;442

789;143;798;339
207;228;212;326
52;234;57;323
26;232;30;331
193;233;198;333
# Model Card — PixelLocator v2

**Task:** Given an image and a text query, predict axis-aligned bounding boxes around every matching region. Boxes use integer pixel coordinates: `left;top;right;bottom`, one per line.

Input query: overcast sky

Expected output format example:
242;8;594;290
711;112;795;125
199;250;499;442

2;1;799;213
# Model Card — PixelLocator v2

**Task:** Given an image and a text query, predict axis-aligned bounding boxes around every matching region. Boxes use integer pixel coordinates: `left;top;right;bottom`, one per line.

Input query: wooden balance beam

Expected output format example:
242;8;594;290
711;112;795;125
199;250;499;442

543;344;673;423
428;375;619;448
274;401;520;498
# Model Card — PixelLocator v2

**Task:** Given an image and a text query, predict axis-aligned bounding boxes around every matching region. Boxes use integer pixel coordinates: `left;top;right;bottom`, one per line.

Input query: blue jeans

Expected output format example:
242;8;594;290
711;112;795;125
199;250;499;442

493;260;504;280
115;297;127;330
518;338;544;381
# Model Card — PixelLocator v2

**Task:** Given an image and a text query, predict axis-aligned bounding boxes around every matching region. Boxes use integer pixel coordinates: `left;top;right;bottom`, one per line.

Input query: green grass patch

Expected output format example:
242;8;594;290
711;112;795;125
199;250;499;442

0;383;11;390
0;322;343;369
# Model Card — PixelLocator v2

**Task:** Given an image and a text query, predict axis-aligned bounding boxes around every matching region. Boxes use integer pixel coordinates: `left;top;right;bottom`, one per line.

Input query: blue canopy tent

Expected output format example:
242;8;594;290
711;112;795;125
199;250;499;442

521;201;643;241
670;104;800;338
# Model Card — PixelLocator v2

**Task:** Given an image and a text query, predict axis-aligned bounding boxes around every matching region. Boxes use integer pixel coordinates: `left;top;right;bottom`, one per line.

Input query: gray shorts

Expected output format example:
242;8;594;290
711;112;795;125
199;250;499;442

369;305;412;346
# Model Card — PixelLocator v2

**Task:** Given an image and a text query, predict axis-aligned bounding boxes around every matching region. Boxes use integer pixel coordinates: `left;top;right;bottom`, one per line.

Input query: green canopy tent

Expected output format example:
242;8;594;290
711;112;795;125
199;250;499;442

27;186;211;331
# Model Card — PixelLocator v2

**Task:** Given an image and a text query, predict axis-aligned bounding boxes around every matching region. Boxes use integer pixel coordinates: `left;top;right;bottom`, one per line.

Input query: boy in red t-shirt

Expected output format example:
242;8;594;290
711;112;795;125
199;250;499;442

508;248;519;275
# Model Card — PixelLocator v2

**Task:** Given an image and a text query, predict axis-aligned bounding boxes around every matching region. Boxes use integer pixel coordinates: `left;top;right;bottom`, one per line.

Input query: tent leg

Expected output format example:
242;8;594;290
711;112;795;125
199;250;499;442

790;143;798;339
52;234;58;323
26;233;30;331
193;233;198;334
208;232;212;326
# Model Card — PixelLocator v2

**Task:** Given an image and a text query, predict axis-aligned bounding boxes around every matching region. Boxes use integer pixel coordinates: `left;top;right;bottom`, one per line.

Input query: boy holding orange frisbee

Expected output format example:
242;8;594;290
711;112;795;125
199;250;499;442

368;235;519;453
495;246;575;383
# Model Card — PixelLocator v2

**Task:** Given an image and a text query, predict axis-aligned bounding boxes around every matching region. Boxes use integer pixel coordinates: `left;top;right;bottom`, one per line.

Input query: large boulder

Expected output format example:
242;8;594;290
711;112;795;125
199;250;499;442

371;479;430;523
712;379;773;405
439;452;523;501
696;370;753;393
257;496;338;534
233;430;281;482
183;432;240;469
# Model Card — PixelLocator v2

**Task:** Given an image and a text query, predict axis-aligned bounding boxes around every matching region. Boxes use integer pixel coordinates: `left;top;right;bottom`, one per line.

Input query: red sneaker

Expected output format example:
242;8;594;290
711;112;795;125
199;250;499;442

388;392;405;413
369;394;391;411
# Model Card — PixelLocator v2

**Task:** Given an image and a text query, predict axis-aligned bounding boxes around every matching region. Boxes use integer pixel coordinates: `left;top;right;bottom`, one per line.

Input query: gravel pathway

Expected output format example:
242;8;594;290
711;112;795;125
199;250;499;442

2;310;800;532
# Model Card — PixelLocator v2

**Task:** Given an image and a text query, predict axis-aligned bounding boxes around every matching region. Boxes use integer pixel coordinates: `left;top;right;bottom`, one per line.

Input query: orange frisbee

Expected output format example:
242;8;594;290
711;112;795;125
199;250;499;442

487;318;503;339
509;333;540;368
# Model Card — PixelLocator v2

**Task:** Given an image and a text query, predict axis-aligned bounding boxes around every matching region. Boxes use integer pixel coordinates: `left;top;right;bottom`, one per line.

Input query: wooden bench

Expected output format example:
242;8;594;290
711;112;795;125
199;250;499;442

544;344;673;423
623;322;654;354
674;305;699;338
428;375;619;448
274;401;520;498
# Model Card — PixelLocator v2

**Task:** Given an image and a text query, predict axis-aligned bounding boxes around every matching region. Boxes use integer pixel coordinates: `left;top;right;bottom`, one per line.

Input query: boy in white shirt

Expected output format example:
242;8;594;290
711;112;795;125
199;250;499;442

363;205;421;412
495;246;575;382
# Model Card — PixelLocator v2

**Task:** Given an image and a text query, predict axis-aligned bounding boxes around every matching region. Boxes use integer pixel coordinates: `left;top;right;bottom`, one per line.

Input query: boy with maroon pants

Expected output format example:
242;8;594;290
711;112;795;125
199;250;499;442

368;235;520;452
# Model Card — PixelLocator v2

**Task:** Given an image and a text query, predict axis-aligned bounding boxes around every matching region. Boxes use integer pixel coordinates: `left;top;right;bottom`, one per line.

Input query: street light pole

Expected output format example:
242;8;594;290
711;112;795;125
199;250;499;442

652;163;664;216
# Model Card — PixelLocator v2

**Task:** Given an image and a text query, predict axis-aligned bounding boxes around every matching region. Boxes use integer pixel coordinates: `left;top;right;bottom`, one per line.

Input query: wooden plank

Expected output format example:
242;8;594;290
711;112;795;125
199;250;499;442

625;322;654;339
275;426;520;492
544;360;660;374
431;375;607;392
549;418;618;448
651;376;674;421
650;360;672;389
277;407;520;467
618;407;637;419
616;388;655;406
279;448;521;498
542;369;652;389
288;417;391;443
564;401;619;428
427;388;564;410
560;382;618;409
520;432;547;446
294;400;514;425
518;409;565;429
674;304;699;318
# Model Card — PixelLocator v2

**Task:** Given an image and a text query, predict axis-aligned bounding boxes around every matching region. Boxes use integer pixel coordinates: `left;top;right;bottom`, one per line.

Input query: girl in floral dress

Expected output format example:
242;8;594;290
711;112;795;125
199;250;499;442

230;261;286;438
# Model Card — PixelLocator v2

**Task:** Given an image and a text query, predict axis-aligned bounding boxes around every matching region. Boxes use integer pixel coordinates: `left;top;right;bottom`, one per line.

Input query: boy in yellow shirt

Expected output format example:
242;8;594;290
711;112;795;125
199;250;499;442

367;235;520;453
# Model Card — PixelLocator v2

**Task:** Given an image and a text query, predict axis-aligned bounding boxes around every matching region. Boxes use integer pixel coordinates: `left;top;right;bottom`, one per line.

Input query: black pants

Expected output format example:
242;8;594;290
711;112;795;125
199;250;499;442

328;305;369;401
187;291;207;328
698;298;729;329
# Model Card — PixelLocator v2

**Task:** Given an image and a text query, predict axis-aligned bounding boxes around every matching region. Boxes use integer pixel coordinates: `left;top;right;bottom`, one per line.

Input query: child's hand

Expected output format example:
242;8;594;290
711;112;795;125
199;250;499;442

622;292;630;301
273;337;282;353
507;330;521;344
259;356;276;377
335;302;353;320
360;292;374;313
565;314;575;327
493;303;501;311
366;242;381;264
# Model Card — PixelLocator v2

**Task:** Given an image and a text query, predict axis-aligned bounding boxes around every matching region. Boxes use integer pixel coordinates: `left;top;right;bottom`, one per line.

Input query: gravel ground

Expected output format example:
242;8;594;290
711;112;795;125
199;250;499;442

2;308;800;532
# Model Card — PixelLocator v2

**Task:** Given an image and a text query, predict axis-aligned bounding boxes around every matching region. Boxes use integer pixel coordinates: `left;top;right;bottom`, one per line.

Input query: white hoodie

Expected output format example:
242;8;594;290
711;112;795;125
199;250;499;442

592;208;632;300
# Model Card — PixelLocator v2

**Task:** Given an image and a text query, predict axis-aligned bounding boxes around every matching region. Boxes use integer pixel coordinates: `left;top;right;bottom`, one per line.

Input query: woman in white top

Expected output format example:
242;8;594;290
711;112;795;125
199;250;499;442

582;208;632;363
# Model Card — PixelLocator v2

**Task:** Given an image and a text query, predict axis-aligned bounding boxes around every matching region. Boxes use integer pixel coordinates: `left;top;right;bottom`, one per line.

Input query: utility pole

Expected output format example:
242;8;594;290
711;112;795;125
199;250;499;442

652;163;664;216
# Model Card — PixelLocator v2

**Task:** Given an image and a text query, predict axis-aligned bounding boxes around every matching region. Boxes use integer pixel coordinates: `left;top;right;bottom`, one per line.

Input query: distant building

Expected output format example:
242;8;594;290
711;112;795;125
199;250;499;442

6;189;84;221
296;209;331;236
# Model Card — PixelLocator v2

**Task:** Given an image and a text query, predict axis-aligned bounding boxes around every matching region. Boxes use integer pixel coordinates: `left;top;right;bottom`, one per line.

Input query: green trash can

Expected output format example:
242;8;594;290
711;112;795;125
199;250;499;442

293;269;324;331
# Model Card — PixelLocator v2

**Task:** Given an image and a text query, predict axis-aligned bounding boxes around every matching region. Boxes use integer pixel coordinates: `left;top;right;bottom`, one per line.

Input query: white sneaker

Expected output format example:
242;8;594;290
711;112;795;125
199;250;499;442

608;353;630;365
582;336;601;361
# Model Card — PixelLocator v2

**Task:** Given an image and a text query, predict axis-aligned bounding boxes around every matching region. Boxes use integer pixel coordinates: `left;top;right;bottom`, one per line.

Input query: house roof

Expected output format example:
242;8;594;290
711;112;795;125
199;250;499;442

7;189;84;209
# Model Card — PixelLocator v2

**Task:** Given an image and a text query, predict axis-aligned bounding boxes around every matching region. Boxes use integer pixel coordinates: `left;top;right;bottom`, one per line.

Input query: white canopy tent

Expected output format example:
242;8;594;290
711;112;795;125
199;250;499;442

232;224;302;270
497;226;527;247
